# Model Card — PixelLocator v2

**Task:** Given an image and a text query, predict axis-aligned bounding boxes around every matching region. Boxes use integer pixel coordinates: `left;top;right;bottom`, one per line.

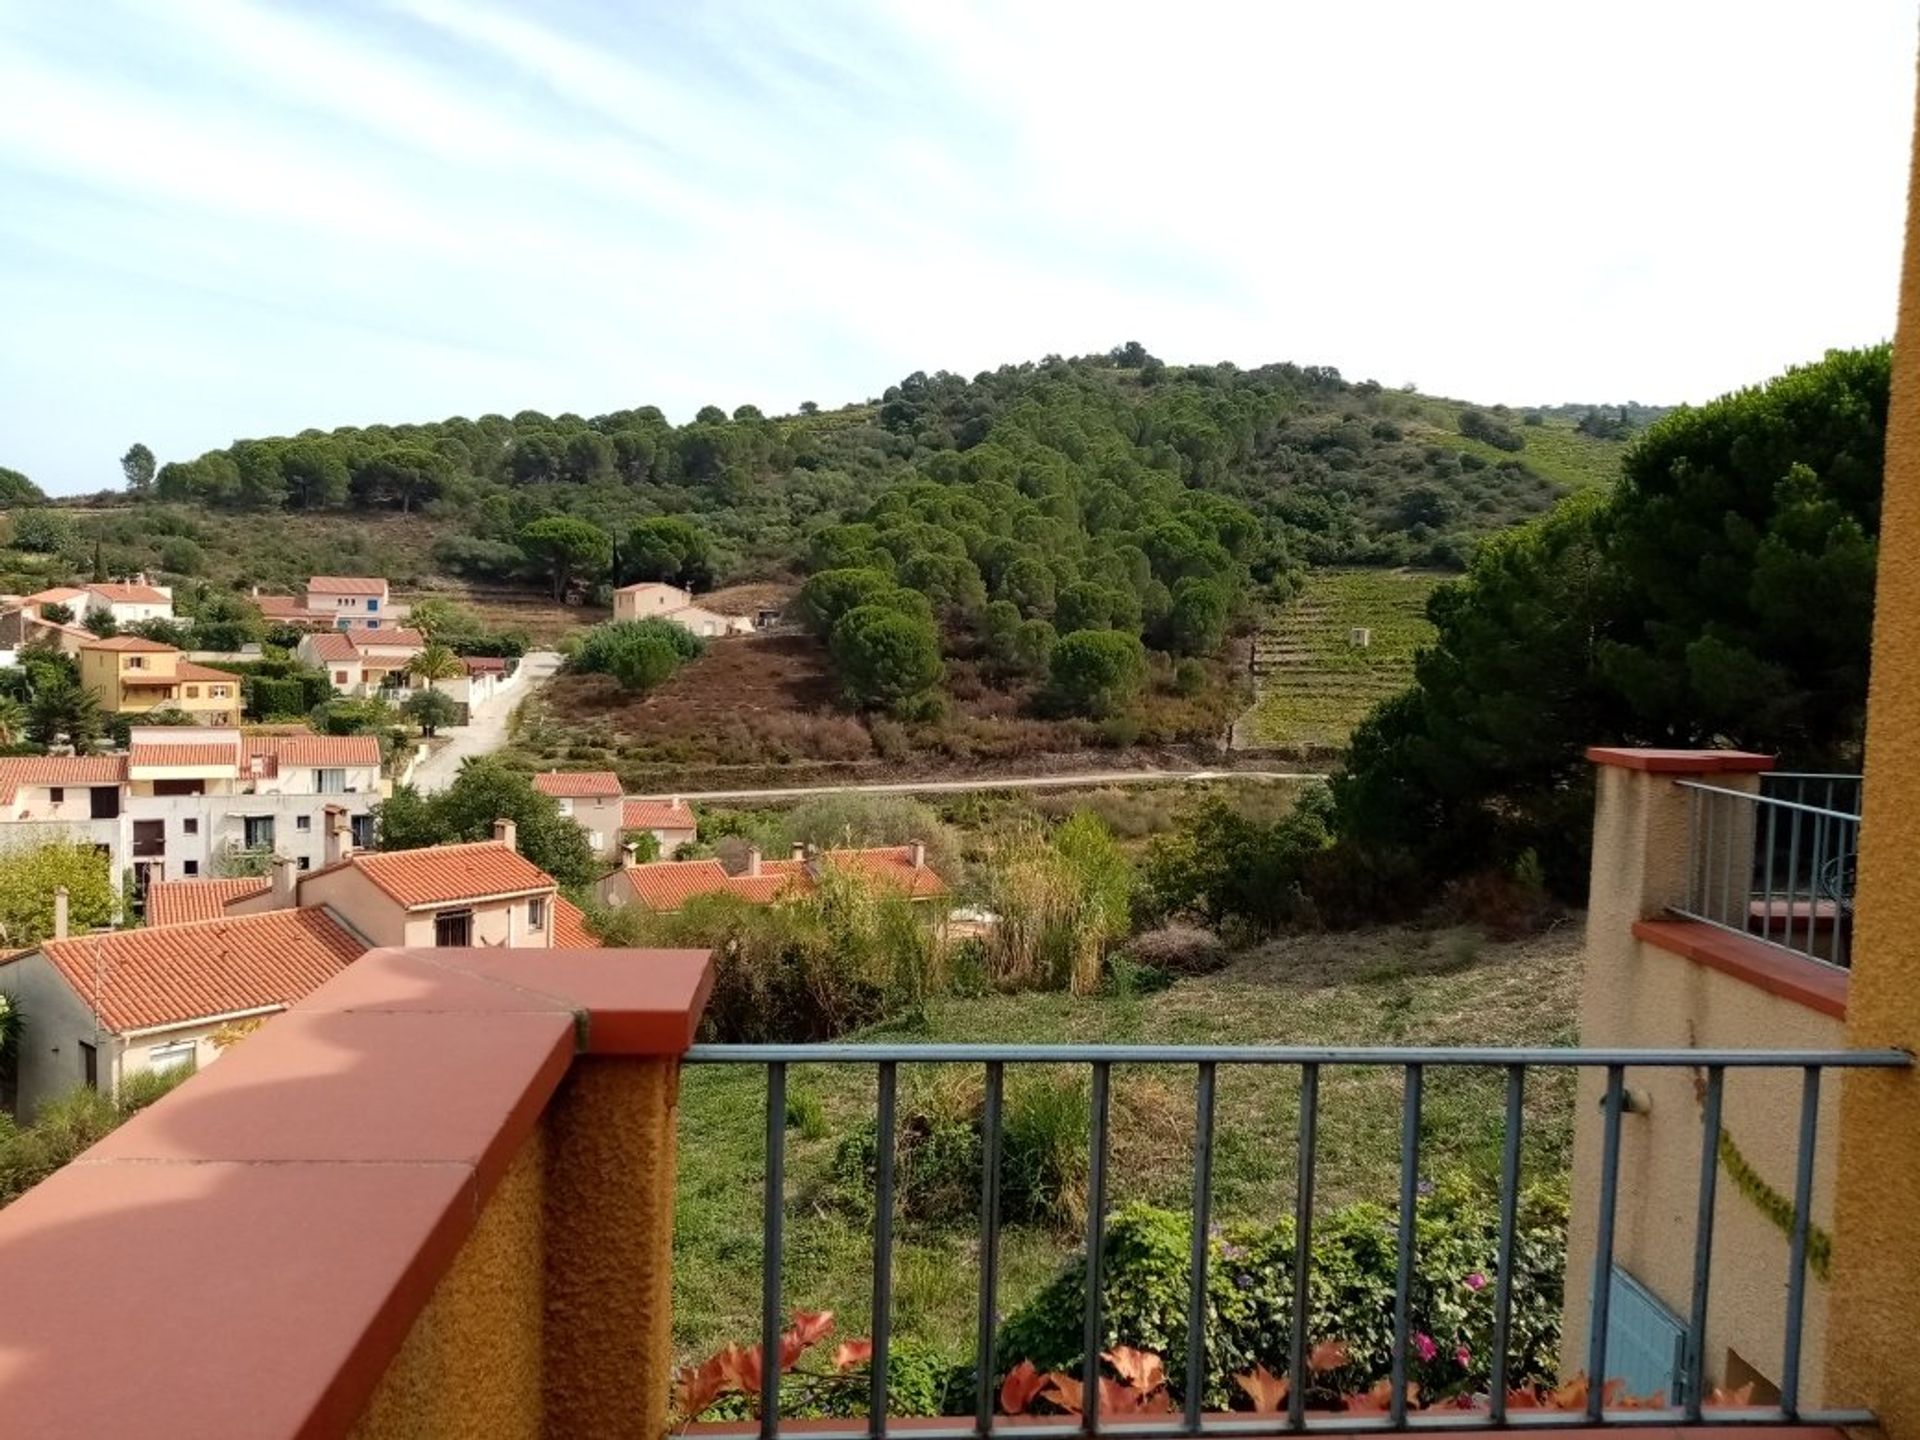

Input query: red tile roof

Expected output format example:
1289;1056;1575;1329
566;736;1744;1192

254;594;322;618
307;576;388;596
145;877;271;927
552;895;599;948
29;909;362;1032
463;656;508;674
610;859;735;911
87;583;170;604
175;660;240;683
534;770;622;799
0;754;128;803
305;632;358;662
256;734;381;768
822;846;949;899
313;841;555;910
80;634;176;652
22;586;87;606
128;742;237;768
351;627;425;650
624;798;697;831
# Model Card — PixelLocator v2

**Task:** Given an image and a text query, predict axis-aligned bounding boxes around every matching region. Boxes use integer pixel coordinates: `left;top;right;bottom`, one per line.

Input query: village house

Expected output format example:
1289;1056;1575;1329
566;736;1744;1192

624;795;698;855
597;841;946;914
533;770;625;859
297;626;427;696
0;898;362;1117
77;635;240;726
19;578;173;627
0;605;92;655
610;580;755;638
0;729;384;894
304;575;406;629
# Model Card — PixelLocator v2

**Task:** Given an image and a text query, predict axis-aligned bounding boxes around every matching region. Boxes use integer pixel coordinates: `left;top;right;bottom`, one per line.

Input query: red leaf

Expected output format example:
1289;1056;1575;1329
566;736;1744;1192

715;1342;764;1397
1037;1371;1084;1415
1708;1382;1757;1407
1234;1365;1289;1415
789;1309;835;1347
1548;1374;1589;1411
1308;1339;1351;1374
1103;1346;1166;1394
1346;1379;1420;1414
999;1360;1047;1416
674;1353;733;1421
833;1339;874;1371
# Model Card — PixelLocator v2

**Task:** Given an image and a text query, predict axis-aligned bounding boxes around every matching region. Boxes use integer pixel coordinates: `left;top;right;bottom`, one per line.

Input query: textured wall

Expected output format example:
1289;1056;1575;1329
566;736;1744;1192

352;1128;548;1439
1827;54;1920;1435
542;1057;681;1436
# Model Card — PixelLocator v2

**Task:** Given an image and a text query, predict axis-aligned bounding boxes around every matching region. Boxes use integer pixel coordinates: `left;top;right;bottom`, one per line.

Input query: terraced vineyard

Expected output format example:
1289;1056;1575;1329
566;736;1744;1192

1238;567;1444;750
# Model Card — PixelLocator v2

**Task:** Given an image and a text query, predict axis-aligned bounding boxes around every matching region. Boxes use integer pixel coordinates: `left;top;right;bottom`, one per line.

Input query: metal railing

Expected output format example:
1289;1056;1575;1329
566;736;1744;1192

1675;777;1862;969
682;1042;1911;1435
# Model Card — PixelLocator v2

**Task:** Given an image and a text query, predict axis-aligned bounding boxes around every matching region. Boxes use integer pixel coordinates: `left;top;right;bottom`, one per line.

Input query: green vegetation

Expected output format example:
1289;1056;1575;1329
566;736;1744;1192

1242;568;1440;749
0;1066;192;1210
376;756;597;888
568;617;704;693
0;841;116;945
1334;346;1887;899
669;923;1579;1362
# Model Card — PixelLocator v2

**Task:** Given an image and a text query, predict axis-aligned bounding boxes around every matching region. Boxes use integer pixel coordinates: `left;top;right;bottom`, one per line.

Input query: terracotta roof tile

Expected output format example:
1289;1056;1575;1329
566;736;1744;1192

22;587;88;606
80;634;176;652
254;734;381;768
463;656;508;674
315;841;555;910
613;859;735;911
305;632;358;662
552;895;599;948
27;909;362;1032
145;877;271;927
128;742;237;769
87;583;170;604
174;660;240;682
0;754;128;804
307;576;388;596
534;770;622;799
624;798;697;830
822;846;949;899
351;627;424;650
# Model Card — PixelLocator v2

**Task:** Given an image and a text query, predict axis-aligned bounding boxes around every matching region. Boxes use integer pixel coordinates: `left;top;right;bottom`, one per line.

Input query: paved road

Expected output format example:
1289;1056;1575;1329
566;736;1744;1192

633;768;1323;803
409;650;561;794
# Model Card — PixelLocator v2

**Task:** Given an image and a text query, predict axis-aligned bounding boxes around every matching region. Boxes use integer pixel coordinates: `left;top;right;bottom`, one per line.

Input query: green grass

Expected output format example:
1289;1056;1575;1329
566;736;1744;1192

1409;402;1627;493
670;921;1580;1366
1242;568;1442;749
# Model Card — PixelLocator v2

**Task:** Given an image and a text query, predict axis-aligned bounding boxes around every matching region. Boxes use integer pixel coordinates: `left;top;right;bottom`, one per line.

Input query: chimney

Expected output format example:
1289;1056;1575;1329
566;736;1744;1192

52;886;68;940
790;841;806;862
271;854;298;909
251;584;260;598
746;845;762;879
324;807;353;866
670;795;683;812
910;840;926;870
623;841;640;869
493;817;517;852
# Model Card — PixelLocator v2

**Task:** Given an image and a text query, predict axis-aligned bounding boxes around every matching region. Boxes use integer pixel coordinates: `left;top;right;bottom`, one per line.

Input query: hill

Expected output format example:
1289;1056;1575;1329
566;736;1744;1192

4;347;1653;599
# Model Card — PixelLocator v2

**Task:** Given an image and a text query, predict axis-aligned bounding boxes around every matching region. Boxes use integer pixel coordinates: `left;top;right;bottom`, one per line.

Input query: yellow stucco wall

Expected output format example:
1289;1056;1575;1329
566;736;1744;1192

352;1128;548;1440
1826;53;1920;1435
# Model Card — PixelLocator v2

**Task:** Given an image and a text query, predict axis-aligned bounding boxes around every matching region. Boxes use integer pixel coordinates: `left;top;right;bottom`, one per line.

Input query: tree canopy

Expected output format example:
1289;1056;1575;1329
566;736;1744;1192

375;757;597;889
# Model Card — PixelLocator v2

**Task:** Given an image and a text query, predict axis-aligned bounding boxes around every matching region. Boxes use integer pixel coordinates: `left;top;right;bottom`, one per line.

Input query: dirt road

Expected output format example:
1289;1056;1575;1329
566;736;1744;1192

631;768;1318;802
409;651;561;794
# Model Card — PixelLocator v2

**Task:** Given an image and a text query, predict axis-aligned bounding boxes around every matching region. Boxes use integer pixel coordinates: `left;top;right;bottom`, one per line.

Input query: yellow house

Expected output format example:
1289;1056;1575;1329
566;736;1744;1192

77;635;240;726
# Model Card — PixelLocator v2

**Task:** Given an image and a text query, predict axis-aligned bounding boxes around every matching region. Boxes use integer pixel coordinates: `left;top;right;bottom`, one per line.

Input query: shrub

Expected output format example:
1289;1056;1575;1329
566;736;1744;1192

1049;631;1146;719
1120;923;1229;976
829;604;943;713
571;618;703;692
995;1180;1568;1408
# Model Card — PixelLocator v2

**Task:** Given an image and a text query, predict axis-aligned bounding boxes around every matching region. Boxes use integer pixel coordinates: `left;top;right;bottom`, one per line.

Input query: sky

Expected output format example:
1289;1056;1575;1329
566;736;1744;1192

0;2;1915;494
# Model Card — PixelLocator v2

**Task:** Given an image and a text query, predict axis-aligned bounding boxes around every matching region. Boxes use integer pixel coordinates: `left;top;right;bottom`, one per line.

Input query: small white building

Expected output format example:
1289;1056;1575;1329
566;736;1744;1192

298;627;427;696
611;582;754;638
304;576;407;630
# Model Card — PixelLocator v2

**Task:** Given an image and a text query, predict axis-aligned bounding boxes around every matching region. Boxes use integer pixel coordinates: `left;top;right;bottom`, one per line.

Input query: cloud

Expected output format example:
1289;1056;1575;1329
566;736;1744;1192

0;0;1910;490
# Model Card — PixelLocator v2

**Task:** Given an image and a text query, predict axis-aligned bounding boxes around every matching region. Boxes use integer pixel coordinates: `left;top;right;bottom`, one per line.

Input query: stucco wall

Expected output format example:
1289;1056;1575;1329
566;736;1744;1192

0;951;107;1118
1563;933;1845;1400
351;1126;548;1439
561;796;623;858
398;897;550;949
269;865;408;945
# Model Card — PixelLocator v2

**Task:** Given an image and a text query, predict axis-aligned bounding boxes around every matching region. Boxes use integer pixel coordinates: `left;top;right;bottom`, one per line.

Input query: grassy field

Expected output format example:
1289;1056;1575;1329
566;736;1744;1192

671;920;1581;1364
1414;407;1627;494
1240;568;1443;750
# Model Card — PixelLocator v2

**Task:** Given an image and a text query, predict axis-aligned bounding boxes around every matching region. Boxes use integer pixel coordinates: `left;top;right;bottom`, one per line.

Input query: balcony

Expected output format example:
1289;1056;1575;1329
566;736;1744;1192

0;931;1901;1438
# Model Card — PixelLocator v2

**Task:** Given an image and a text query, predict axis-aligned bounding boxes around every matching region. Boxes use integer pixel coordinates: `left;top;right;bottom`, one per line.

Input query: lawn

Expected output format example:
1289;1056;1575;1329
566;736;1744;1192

1240;568;1443;750
671;919;1581;1365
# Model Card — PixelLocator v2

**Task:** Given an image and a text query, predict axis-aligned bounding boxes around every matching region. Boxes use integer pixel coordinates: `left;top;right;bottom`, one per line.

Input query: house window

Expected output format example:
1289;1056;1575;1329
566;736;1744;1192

154;778;204;797
299;856;311;870
588;831;603;853
148;1041;197;1076
367;598;379;611
243;816;274;849
558;798;574;817
351;813;375;849
211;686;229;699
89;786;118;819
126;655;145;670
48;787;63;804
80;1041;97;1090
334;670;348;685
182;817;198;835
183;860;199;876
185;686;199;699
296;814;312;831
434;909;473;946
528;896;547;931
315;768;345;794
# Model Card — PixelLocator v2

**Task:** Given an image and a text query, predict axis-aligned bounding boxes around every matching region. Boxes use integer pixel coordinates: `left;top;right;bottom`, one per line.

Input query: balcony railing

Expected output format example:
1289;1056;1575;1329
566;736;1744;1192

1673;775;1862;969
682;1042;1910;1434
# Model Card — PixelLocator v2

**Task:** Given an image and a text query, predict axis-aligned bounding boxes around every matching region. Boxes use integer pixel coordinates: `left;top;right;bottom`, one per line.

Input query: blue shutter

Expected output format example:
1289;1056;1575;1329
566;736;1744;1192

1603;1265;1687;1399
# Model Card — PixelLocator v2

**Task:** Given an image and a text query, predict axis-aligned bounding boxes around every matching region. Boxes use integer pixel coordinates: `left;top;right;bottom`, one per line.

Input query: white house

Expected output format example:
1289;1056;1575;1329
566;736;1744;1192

611;581;754;638
304;576;407;630
22;580;175;627
298;627;427;696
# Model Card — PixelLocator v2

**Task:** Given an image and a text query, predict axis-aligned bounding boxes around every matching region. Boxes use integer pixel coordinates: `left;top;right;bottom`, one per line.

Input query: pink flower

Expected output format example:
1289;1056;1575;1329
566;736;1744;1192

1463;1271;1488;1292
1455;1343;1472;1368
1413;1332;1438;1363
